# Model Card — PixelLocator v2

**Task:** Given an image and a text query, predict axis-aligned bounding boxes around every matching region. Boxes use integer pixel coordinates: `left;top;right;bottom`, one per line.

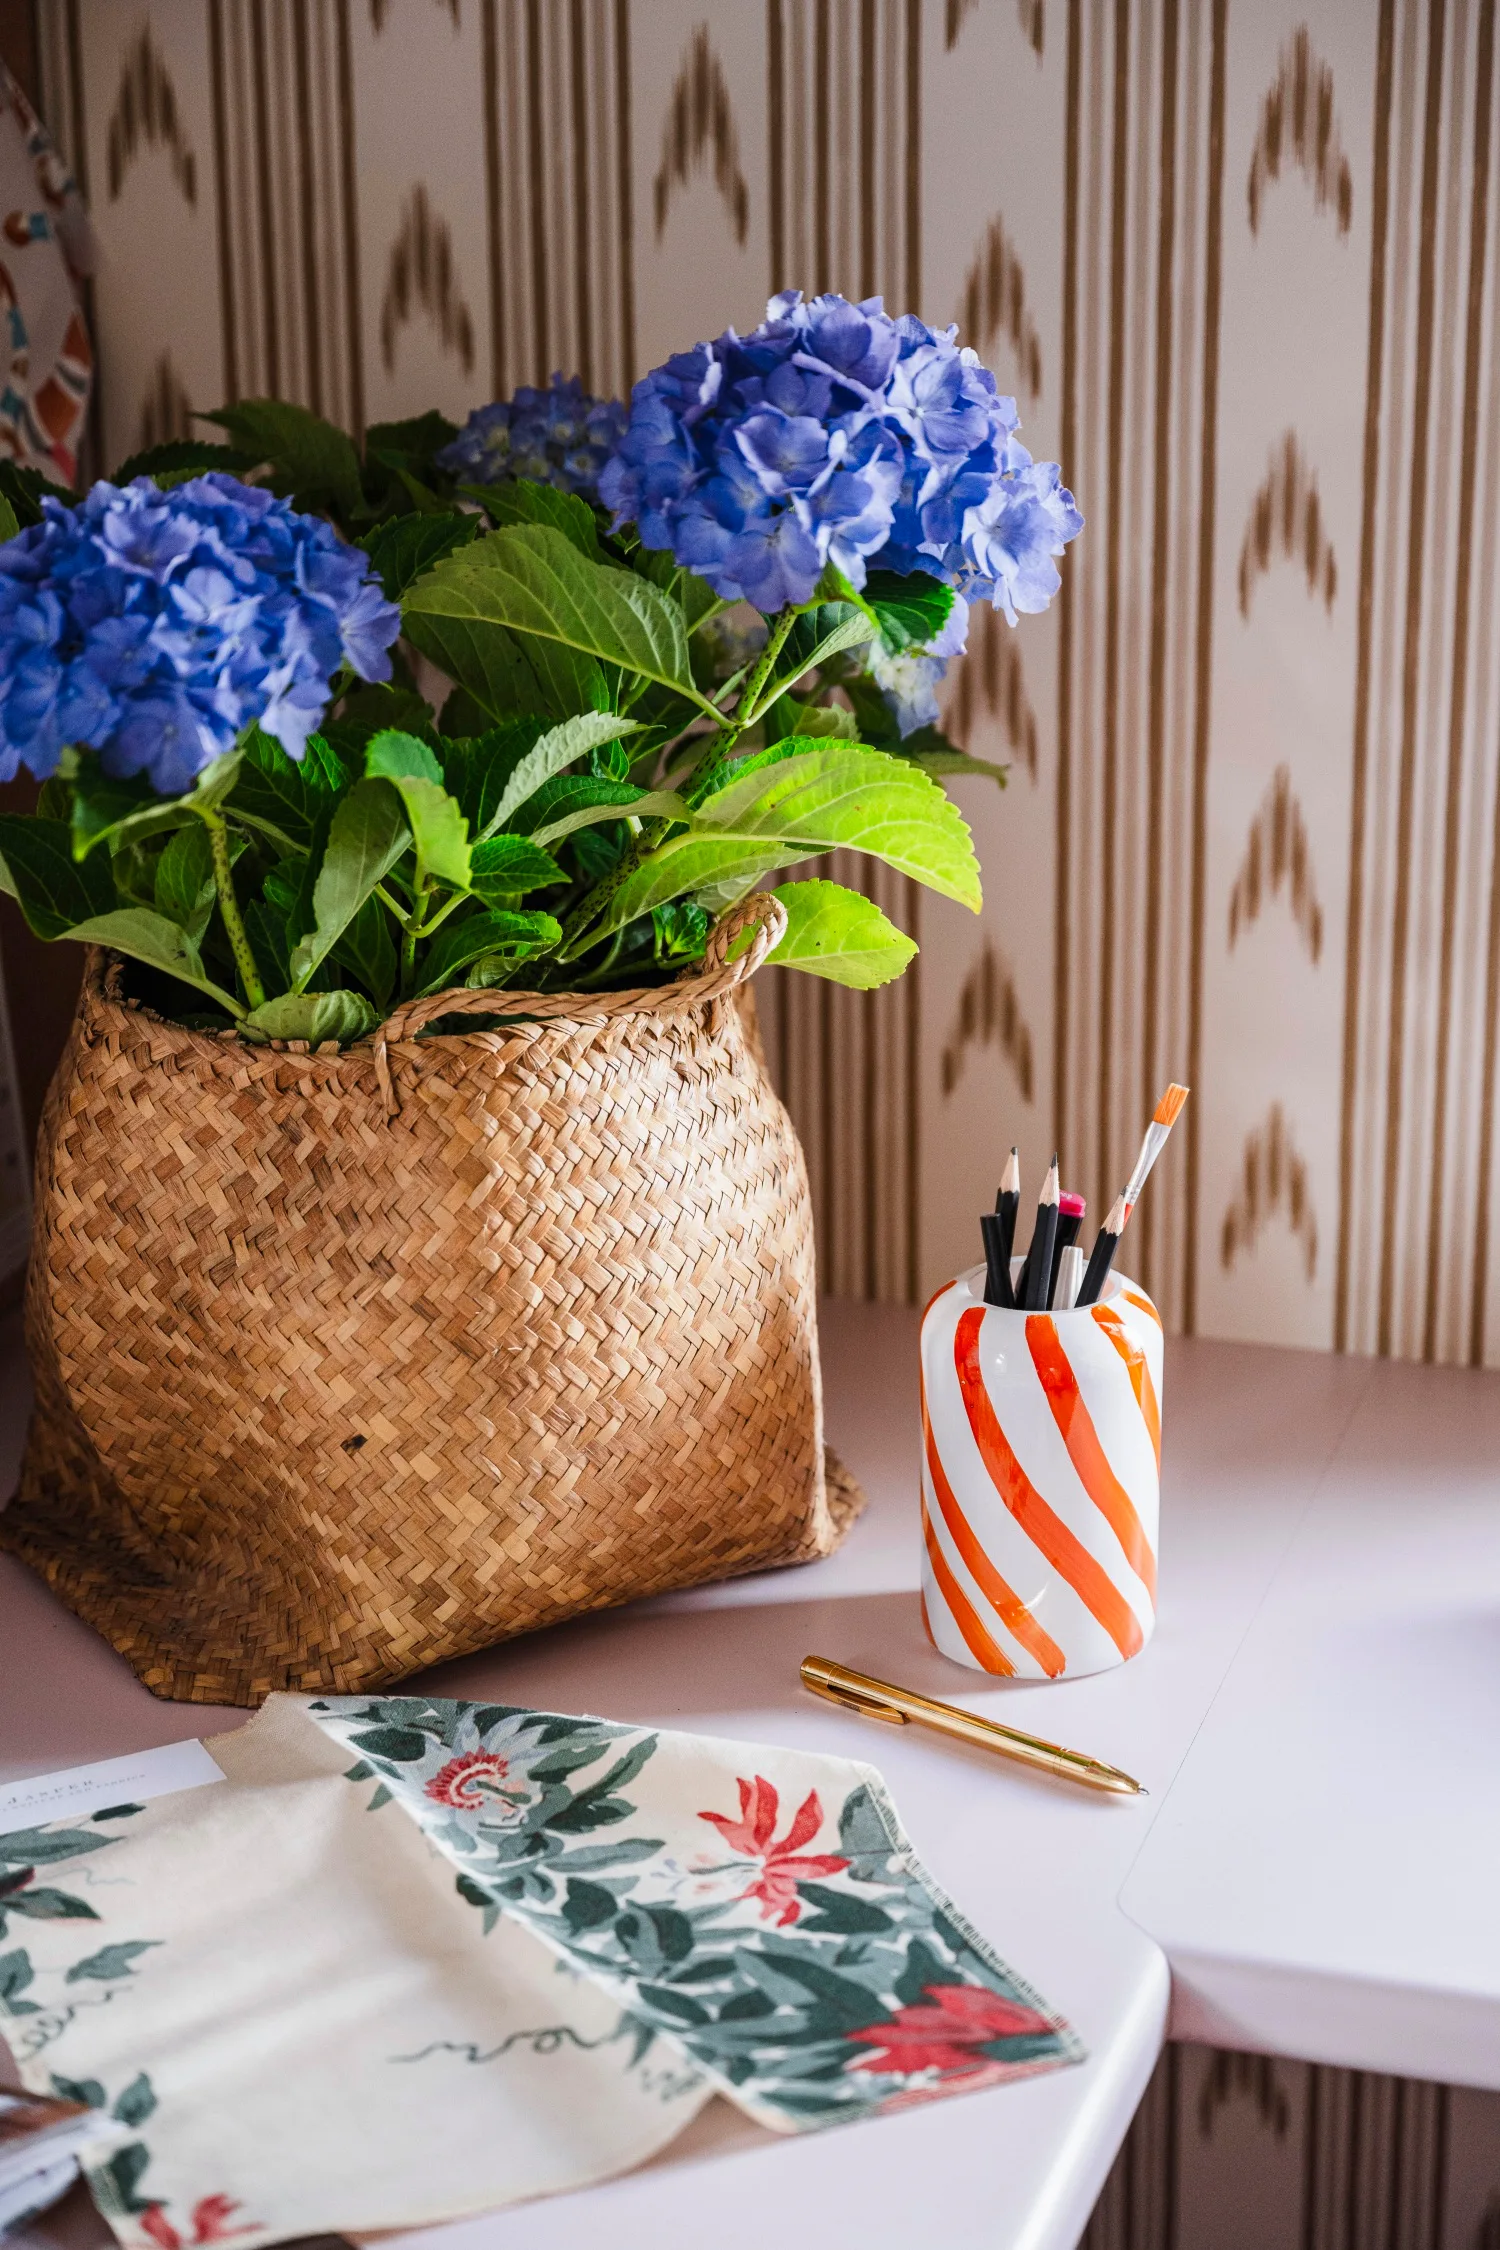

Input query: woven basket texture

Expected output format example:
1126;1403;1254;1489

2;893;863;1706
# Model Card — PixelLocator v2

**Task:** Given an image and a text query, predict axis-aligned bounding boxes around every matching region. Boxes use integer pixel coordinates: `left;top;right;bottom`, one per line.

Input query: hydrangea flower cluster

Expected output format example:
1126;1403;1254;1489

0;473;400;795
437;374;627;500
598;290;1083;621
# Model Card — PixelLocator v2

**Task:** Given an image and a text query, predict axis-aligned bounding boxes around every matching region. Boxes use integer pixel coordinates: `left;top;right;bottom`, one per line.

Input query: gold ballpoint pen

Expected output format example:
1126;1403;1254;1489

800;1656;1147;1798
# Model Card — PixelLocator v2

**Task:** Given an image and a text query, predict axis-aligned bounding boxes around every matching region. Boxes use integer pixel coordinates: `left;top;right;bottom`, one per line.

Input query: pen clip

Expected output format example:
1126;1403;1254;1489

805;1675;908;1726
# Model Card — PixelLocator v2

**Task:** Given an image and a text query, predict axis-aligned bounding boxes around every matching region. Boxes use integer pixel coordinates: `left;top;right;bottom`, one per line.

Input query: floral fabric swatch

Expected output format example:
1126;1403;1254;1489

308;1693;1081;2130
0;1695;1080;2248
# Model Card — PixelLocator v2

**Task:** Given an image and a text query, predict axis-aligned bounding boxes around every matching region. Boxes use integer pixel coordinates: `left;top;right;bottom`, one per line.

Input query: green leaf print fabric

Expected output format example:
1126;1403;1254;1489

0;1694;1080;2249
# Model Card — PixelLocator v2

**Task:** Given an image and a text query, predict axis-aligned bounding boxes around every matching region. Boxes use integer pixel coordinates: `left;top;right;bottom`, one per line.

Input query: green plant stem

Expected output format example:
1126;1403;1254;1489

399;877;429;996
199;808;265;1009
737;605;802;728
416;889;466;939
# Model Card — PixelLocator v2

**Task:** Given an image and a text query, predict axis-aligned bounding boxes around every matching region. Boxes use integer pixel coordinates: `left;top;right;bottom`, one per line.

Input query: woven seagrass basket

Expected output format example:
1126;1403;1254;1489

2;892;862;1706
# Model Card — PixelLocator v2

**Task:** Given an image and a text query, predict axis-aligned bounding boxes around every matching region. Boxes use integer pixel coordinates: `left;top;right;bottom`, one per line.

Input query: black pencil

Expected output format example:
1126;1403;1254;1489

1076;1193;1127;1309
1017;1156;1060;1311
992;1146;1020;1307
1048;1192;1086;1309
980;1213;1011;1306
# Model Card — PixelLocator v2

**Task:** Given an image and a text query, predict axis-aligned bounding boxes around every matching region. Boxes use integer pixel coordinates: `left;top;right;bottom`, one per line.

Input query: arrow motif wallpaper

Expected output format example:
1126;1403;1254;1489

32;0;1500;1368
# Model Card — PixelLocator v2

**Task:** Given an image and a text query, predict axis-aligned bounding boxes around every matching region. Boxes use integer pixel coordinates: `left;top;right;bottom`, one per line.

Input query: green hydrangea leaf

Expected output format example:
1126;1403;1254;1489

328;890;398;1009
65;911;246;1017
763;696;859;744
363;409;459;469
441;720;547;835
748;601;875;721
152;822;219;941
862;568;955;654
404;524;716;715
200;398;365;523
242;989;379;1045
630;546;727;633
485;712;641;836
651;899;708;965
229;730;343;854
289;778;411;992
898;746;1010;790
361;509;478;600
0;459;71;528
468;833;566;896
364;729;470;891
459;477;603;560
69;750;241;860
753;878;918;988
523;780;685;848
403;608;611;725
417;908;562;994
109;439;258;485
575;741;979;948
0;814;117;934
0;493;18;544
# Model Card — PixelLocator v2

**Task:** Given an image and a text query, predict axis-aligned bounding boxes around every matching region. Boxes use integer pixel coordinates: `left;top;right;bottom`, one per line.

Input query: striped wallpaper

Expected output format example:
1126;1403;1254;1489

20;4;1500;2238
37;0;1500;1370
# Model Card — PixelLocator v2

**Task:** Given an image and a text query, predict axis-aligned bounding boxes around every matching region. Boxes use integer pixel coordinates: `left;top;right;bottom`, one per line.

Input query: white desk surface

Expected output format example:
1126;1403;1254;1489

1;1303;1492;2248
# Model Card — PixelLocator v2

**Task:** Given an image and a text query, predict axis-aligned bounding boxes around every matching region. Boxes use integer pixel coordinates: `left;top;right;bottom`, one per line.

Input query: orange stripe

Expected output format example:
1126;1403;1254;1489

921;1497;1016;1674
922;1386;1067;1676
953;1309;1144;1660
1092;1302;1162;1469
921;1276;960;1320
1025;1316;1157;1601
1121;1287;1162;1329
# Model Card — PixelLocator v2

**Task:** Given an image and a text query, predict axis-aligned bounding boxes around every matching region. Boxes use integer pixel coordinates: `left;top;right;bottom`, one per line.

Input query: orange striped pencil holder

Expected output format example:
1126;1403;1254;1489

919;1265;1163;1680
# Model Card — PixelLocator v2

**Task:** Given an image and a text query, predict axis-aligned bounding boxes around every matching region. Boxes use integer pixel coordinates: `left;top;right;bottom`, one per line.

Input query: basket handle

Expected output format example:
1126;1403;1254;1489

373;889;787;1116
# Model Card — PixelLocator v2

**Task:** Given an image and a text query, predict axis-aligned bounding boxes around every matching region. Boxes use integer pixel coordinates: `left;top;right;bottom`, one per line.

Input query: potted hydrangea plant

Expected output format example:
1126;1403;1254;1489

0;293;1080;1705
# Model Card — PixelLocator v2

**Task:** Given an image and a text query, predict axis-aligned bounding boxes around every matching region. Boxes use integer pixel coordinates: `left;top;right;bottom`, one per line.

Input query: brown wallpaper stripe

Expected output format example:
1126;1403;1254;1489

1431;0;1496;1362
1140;0;1179;1292
1181;0;1225;1335
1335;0;1398;1353
1379;0;1448;1359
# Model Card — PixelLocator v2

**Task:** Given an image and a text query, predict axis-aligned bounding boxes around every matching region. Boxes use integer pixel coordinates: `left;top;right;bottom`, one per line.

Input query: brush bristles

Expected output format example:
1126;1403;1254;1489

1153;1082;1190;1127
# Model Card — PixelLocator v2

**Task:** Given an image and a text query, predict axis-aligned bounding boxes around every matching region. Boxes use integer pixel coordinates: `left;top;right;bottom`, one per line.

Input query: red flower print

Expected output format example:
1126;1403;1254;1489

424;1751;517;1809
190;2195;256;2243
138;2198;255;2250
847;1984;1057;2078
696;1775;850;1926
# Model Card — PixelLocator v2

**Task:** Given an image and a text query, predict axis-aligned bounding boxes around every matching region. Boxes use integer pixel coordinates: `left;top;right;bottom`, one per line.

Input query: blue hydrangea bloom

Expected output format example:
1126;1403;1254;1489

0;474;400;794
598;290;1083;617
437;374;627;500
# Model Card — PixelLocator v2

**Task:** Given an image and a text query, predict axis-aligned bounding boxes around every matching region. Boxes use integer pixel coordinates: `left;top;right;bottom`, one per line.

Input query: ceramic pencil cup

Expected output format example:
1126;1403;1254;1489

919;1265;1163;1680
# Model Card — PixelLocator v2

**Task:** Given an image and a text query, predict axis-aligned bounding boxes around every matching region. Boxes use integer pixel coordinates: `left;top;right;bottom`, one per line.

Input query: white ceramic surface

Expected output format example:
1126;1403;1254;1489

920;1267;1163;1679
